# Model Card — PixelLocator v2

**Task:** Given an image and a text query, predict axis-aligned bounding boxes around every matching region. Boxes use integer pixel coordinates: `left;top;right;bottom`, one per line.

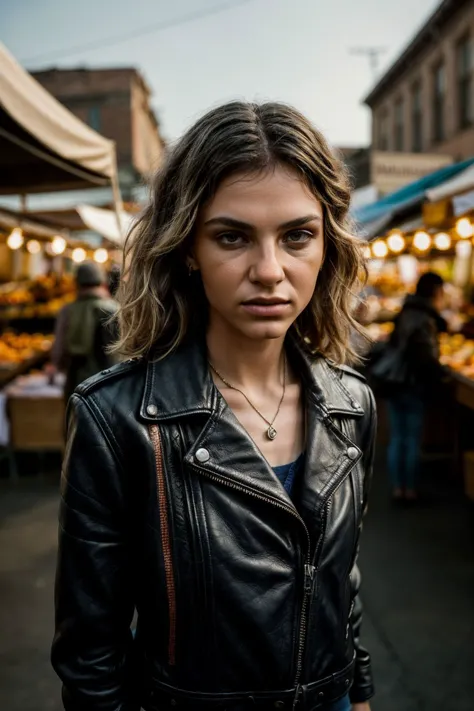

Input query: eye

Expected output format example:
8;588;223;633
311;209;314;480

216;231;247;247
284;229;314;246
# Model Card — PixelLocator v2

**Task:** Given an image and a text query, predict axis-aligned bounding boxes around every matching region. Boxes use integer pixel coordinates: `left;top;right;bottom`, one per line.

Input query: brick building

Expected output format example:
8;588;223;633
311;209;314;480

31;67;165;196
365;0;474;162
337;146;371;190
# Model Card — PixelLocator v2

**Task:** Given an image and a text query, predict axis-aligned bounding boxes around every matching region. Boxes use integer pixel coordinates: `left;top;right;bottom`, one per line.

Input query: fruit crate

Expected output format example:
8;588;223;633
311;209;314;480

8;396;64;451
5;372;65;451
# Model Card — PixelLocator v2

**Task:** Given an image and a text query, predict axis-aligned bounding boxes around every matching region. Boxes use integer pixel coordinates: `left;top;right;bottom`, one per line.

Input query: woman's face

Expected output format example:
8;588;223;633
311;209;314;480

191;164;325;343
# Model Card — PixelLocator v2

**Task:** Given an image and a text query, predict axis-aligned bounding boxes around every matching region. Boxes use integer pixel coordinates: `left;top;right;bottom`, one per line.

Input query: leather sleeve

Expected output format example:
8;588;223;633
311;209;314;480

349;386;377;704
51;394;138;711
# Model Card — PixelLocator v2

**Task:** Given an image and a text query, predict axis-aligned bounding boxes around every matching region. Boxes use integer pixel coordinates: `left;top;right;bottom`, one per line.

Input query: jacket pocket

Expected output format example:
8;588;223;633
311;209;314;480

149;424;176;666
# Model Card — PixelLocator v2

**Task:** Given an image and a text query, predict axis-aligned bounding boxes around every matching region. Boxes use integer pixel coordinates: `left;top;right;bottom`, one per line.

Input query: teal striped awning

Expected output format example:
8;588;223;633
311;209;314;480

352;157;474;238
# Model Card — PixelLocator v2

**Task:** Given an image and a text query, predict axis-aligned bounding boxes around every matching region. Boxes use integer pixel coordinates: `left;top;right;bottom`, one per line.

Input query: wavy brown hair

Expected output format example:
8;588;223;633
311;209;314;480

115;101;366;364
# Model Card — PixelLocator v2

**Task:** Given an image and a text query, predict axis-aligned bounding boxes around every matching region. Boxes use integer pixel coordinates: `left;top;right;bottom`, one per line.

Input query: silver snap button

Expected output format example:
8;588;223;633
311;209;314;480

195;447;210;463
347;446;358;460
344;678;350;686
351;400;361;410
147;404;158;417
318;692;324;698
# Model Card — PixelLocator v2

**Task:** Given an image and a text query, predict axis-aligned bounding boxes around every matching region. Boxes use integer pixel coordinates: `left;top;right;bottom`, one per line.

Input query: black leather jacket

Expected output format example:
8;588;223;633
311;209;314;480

52;338;376;711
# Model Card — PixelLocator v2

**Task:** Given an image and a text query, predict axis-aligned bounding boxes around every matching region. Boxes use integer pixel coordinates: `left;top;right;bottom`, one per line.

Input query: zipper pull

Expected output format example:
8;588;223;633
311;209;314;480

304;564;316;594
292;684;302;710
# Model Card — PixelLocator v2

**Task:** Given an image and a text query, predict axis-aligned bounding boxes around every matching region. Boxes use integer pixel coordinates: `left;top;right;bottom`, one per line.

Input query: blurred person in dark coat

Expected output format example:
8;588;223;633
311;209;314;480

371;272;448;502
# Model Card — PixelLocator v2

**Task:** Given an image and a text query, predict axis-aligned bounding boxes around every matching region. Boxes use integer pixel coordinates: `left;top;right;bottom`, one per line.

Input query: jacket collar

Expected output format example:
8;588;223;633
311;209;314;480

140;337;364;524
140;336;364;423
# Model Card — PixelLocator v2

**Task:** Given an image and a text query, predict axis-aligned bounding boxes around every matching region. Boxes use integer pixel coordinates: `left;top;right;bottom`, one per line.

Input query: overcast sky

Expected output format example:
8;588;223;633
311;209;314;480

2;0;440;147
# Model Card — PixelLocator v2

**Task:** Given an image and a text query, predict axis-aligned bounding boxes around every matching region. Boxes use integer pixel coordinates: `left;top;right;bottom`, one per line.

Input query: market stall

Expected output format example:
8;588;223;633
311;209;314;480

356;160;474;499
0;205;122;375
0;43;121;196
0;43;125;472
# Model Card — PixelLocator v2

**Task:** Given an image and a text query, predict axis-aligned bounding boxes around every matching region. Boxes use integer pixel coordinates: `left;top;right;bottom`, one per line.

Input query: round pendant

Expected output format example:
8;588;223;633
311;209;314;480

267;426;277;440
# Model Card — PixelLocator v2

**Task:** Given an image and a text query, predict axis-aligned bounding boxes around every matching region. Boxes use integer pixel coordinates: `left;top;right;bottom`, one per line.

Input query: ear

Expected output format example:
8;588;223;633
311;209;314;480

186;256;199;272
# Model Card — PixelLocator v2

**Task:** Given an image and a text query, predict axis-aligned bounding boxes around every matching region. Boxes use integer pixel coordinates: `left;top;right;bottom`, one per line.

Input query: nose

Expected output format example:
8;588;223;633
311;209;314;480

248;244;285;286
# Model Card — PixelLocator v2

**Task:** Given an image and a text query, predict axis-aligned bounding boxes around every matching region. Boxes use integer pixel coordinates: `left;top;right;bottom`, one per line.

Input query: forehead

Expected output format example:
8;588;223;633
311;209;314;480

201;165;323;222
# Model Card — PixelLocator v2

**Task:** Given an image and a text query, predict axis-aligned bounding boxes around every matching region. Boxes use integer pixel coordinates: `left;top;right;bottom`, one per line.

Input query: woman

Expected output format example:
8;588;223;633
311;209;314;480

52;102;376;711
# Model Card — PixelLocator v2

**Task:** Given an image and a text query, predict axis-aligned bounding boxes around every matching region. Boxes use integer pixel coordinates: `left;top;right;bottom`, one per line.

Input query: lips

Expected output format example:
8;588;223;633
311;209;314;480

242;298;289;306
241;298;291;316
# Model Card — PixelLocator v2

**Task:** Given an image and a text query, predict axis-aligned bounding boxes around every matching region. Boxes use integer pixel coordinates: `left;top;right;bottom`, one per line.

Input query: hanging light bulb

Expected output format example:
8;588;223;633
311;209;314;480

72;247;86;263
434;232;451;251
94;248;108;264
51;236;67;255
413;230;432;252
455;217;474;239
371;240;388;258
26;240;41;255
387;231;406;253
7;228;24;250
362;244;371;260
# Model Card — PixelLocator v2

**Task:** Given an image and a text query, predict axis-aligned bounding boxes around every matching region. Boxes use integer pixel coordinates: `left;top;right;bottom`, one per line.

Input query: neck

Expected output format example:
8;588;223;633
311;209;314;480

206;325;286;391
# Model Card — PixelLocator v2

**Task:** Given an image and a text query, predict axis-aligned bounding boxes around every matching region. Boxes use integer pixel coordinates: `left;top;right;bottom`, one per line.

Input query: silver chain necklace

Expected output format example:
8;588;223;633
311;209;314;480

208;356;286;441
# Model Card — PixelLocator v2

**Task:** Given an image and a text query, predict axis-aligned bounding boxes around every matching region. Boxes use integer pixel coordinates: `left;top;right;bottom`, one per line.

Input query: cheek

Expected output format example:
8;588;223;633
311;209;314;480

297;263;321;300
292;246;324;287
199;258;242;301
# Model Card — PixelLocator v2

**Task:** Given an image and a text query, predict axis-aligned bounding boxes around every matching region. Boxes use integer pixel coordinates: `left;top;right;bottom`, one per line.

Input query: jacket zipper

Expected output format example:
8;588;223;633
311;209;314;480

294;448;355;695
149;424;177;666
192;463;315;690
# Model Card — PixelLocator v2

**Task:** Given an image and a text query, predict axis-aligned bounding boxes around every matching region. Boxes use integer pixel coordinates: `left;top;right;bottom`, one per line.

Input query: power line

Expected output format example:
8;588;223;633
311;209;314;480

22;0;255;65
350;47;387;81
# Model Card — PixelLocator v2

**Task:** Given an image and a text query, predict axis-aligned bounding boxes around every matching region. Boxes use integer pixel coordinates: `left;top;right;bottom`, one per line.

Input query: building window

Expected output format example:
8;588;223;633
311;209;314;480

458;35;473;128
87;105;101;132
432;63;445;143
411;82;423;152
394;98;404;151
378;109;389;150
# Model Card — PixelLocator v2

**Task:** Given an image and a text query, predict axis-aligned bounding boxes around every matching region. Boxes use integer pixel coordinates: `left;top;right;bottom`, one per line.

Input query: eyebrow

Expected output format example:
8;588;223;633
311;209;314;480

204;214;322;230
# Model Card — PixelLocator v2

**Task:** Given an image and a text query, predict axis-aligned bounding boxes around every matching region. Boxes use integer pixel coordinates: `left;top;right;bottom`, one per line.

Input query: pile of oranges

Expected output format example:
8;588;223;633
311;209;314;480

439;333;474;379
0;332;53;367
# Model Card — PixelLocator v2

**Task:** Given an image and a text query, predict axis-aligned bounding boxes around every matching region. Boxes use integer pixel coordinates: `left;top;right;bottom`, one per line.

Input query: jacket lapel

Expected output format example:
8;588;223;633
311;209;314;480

140;338;364;517
140;338;292;508
183;395;295;509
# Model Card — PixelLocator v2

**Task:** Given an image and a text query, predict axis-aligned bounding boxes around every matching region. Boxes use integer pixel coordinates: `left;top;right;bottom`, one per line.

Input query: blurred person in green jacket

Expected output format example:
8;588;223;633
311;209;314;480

47;262;119;402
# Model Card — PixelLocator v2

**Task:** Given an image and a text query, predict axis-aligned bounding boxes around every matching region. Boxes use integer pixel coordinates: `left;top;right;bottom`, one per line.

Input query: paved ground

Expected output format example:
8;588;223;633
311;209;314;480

360;454;474;711
0;451;473;711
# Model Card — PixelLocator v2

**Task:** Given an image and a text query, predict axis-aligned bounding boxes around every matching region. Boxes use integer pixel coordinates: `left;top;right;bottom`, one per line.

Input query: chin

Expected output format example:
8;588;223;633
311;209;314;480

239;321;291;341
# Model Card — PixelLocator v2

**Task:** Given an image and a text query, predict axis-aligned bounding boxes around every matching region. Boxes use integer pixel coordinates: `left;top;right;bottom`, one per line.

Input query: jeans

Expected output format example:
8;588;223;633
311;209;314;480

387;392;424;491
325;695;351;710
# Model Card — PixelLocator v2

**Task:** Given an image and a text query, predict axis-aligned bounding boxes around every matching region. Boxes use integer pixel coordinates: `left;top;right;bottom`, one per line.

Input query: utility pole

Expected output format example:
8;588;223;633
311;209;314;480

350;47;387;81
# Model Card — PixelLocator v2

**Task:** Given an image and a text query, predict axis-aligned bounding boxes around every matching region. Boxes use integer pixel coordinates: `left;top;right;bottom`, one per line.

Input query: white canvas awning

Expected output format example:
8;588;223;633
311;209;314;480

0;207;67;240
426;163;474;203
76;204;135;246
0;43;119;194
